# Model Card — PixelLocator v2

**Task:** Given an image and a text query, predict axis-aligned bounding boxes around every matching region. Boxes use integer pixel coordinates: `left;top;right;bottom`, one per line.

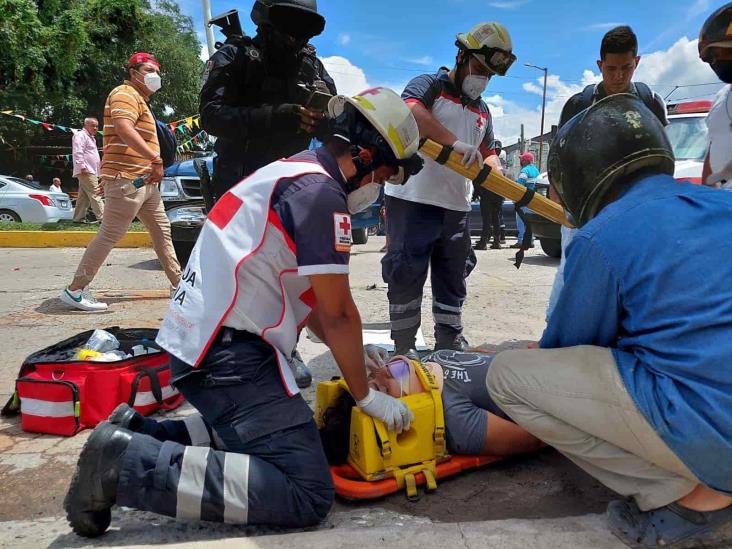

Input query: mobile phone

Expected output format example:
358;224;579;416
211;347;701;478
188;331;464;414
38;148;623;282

306;90;332;112
132;177;146;189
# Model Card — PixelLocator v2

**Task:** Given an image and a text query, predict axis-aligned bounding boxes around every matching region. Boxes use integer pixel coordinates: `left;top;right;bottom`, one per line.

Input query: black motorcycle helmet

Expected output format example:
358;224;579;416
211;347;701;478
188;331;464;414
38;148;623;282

548;94;675;227
698;3;732;62
251;0;325;40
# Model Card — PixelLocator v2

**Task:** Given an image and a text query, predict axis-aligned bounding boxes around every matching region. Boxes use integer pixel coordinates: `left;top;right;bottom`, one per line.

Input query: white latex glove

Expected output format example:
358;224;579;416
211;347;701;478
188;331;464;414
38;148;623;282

363;344;389;373
356;388;414;433
452;140;484;169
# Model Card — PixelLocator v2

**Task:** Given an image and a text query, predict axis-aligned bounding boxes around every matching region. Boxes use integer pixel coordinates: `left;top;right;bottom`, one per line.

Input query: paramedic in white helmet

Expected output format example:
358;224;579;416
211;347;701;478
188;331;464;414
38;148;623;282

64;87;423;537
383;22;515;355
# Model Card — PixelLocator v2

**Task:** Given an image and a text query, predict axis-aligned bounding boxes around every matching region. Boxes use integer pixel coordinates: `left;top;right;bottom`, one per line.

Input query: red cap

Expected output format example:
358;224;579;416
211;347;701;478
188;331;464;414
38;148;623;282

520;152;535;164
127;52;160;70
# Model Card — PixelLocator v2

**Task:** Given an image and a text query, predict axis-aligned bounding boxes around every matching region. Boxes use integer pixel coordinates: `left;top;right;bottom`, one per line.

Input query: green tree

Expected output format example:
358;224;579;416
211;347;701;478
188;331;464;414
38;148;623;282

0;0;203;175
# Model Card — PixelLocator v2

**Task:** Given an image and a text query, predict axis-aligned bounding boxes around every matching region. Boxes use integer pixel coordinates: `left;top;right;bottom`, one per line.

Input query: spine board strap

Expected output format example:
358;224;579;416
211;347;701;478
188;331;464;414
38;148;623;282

472;165;493;188
434;145;454;165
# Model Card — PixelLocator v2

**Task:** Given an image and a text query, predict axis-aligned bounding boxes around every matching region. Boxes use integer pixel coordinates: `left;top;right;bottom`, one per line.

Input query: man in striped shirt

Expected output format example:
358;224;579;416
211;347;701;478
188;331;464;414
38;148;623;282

60;52;181;311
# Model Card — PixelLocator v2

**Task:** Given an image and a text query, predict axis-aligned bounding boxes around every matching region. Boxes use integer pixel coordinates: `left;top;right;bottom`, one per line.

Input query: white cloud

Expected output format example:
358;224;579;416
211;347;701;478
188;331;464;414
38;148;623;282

403;55;434;66
488;0;530;8
320;56;370;96
583;22;623;31
337;33;351;46
200;43;210;62
490;36;722;146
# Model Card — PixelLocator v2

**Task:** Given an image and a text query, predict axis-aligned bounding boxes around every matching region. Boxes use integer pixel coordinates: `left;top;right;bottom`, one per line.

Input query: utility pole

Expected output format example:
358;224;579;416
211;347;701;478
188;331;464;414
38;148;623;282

202;0;216;58
525;63;548;172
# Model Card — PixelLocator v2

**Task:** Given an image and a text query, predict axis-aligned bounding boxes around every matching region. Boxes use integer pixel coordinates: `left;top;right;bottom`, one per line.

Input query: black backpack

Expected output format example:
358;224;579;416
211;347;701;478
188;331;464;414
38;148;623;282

154;118;177;168
581;82;655;112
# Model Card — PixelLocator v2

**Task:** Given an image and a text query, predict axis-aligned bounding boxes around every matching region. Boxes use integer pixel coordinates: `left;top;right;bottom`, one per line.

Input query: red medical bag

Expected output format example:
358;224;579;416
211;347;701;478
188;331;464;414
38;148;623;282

2;327;183;436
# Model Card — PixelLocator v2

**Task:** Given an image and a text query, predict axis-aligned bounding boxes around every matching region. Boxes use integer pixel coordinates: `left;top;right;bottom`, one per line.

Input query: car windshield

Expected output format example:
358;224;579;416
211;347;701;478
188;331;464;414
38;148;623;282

665;116;708;161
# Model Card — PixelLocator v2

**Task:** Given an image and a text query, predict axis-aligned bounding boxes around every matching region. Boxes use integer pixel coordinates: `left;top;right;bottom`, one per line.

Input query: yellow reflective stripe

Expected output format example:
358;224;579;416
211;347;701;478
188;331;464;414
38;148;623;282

387;124;406;158
727;22;732;36
466;33;480;48
352;96;376;110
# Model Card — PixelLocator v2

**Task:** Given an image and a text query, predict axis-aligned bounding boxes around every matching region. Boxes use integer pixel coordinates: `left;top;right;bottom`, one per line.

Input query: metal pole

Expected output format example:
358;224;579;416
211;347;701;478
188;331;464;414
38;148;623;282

202;0;216;57
524;63;548;172
538;67;547;172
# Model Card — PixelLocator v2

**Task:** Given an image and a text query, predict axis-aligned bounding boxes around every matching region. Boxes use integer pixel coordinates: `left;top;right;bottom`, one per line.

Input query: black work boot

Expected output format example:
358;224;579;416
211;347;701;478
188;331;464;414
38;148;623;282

64;422;132;538
392;337;418;358
108;403;145;432
435;333;471;352
473;239;488;250
490;240;502;249
291;349;312;389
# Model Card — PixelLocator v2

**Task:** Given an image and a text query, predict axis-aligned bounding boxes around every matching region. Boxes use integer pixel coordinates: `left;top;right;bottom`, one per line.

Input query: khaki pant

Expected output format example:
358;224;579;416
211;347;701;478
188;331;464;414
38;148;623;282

72;173;105;222
487;346;698;511
71;176;181;289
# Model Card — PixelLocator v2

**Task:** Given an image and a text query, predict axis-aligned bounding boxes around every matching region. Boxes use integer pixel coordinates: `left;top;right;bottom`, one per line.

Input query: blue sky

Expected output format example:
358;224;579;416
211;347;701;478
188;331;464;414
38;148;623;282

176;0;723;143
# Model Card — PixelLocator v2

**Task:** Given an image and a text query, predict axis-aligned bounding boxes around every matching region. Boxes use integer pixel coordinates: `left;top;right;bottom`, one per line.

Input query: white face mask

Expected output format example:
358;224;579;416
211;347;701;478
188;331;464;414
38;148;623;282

462;66;489;100
347;177;381;214
136;70;162;93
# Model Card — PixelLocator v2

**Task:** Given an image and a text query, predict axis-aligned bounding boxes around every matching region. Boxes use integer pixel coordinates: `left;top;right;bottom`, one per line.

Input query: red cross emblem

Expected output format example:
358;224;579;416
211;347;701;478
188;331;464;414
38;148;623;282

334;213;352;253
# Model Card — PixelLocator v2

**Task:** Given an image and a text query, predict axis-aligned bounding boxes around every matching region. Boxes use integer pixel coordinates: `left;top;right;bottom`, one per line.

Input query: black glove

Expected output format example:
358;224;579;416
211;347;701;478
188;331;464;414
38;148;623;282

271;104;302;132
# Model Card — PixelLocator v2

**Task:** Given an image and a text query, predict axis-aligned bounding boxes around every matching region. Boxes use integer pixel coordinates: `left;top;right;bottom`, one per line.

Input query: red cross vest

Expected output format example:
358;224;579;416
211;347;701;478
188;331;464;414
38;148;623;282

156;159;331;396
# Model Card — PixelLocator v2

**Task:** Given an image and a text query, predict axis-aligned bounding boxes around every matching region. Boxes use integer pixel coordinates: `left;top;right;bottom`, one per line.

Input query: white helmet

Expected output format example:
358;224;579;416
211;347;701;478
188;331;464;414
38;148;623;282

327;87;420;160
456;22;516;75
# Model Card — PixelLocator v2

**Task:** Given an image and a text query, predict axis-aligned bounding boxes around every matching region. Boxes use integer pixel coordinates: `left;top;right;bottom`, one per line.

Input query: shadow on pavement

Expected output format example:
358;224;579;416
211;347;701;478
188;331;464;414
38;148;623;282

508;255;560;267
128;259;162;271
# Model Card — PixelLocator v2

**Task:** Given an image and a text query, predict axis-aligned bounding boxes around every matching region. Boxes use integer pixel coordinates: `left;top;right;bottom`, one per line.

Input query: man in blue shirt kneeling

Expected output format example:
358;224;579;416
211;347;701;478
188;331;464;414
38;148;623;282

487;93;732;548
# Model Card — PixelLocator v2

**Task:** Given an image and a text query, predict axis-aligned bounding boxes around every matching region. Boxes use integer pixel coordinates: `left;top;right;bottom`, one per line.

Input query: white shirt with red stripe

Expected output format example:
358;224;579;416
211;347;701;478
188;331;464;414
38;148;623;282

387;70;494;212
156;159;333;397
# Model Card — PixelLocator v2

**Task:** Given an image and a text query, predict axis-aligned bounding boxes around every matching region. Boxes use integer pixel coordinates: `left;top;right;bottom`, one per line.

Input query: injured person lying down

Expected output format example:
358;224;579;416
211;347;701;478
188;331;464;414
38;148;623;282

319;350;544;463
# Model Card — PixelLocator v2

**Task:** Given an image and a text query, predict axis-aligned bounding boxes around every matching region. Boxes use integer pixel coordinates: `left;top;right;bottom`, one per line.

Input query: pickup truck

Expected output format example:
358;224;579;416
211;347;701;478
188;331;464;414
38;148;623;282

161;155;382;265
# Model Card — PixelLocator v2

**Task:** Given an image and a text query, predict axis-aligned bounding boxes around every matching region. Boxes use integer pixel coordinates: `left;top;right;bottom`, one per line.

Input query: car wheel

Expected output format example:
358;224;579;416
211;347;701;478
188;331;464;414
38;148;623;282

352;228;368;245
540;238;562;258
173;239;195;267
0;209;21;223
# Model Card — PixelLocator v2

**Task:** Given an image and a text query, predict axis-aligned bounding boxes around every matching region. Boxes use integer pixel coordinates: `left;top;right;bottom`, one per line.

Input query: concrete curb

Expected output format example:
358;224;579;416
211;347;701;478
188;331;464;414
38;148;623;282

0;231;152;248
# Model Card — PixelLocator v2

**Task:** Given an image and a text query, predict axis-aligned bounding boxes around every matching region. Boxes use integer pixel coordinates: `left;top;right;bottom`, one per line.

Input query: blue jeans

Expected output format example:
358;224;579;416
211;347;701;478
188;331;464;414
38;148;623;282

515;206;534;245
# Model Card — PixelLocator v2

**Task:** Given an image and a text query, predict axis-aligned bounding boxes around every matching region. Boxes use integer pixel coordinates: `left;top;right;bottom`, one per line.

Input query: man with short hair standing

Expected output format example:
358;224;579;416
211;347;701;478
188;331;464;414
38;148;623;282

71;117;103;223
510;152;539;250
60;53;181;312
49;177;62;192
546;25;668;320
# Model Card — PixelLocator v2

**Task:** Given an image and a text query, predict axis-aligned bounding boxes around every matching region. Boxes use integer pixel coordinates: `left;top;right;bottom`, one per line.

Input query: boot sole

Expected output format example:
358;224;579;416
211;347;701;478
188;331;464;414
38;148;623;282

64;424;115;537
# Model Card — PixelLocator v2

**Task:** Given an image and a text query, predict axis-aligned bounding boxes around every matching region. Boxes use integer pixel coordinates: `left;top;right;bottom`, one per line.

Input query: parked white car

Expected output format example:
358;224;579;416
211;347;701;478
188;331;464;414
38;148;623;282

666;100;712;184
0;175;74;223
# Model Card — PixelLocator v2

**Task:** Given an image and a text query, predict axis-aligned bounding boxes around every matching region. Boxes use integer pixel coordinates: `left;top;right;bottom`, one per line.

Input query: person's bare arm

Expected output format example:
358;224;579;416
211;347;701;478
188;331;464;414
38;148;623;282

408;102;458;146
307;274;369;400
702;149;712;186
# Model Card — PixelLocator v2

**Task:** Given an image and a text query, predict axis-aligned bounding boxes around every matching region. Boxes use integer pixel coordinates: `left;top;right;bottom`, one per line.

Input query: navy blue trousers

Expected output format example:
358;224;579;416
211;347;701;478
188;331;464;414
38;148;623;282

382;196;474;348
116;333;334;527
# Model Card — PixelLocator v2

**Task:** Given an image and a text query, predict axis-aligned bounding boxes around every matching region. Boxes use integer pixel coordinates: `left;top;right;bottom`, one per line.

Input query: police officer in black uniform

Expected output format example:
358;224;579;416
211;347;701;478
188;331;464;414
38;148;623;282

200;0;337;388
474;140;506;250
200;0;336;197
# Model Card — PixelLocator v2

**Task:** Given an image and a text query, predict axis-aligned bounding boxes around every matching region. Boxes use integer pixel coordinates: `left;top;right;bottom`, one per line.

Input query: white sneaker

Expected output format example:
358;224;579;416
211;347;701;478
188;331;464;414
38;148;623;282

60;286;108;312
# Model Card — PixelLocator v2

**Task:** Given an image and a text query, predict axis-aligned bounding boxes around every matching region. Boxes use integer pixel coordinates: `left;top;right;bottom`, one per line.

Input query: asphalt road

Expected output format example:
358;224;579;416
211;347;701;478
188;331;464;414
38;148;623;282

0;238;715;548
